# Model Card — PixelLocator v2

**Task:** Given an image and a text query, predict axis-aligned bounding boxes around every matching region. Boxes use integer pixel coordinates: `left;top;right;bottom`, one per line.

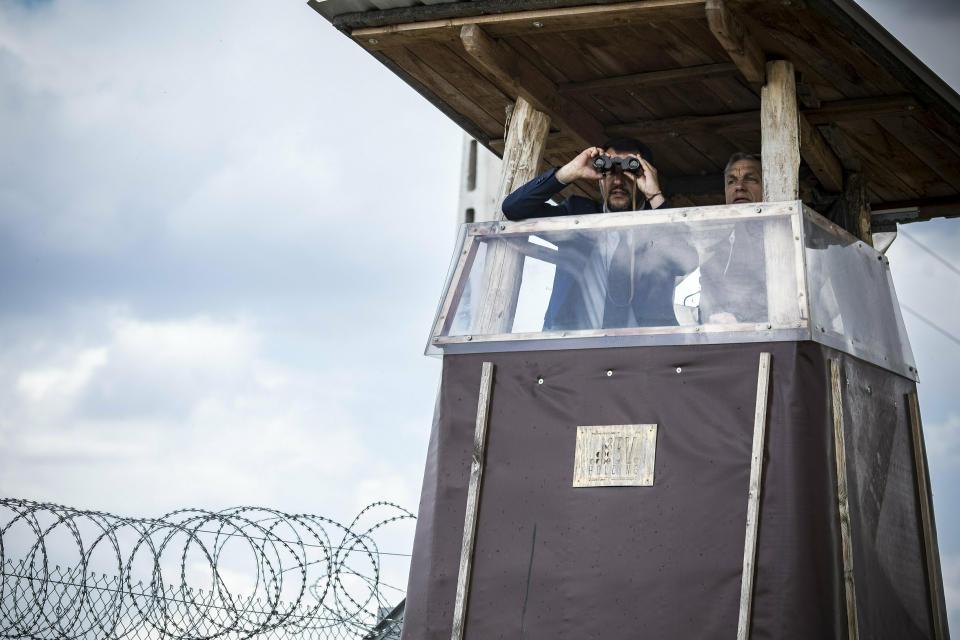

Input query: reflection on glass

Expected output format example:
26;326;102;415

803;217;915;370
447;217;785;336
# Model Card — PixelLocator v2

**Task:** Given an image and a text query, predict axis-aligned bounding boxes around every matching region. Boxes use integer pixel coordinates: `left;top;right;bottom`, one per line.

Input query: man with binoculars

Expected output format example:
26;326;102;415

500;137;679;330
502;137;667;219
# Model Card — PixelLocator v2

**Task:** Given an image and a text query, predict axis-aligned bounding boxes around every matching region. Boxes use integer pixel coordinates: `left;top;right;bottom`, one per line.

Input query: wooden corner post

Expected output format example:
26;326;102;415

761;60;800;201
760;60;801;326
474;96;550;334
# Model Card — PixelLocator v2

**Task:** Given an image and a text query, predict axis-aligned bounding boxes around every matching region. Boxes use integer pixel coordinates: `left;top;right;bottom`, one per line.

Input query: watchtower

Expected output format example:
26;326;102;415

310;1;956;637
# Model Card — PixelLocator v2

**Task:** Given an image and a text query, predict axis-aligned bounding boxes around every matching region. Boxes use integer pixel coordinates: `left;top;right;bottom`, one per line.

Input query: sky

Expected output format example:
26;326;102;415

0;0;958;631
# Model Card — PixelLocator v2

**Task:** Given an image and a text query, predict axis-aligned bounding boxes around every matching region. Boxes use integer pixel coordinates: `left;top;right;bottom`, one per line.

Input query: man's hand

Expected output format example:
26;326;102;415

555;147;604;184
637;156;663;200
635;157;664;208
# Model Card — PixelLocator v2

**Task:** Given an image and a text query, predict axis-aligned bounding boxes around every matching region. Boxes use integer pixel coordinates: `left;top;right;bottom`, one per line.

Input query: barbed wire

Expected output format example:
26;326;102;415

0;498;414;639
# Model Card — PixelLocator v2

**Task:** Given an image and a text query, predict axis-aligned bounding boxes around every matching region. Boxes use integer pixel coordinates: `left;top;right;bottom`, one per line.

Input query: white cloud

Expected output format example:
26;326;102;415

0;307;433;519
925;414;960;468
16;346;107;402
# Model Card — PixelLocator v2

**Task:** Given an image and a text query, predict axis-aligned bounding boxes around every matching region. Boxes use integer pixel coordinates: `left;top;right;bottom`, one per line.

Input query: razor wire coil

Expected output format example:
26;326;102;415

0;498;413;639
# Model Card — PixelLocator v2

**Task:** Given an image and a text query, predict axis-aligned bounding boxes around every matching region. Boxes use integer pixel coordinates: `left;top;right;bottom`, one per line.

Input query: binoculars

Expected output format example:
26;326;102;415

593;154;642;174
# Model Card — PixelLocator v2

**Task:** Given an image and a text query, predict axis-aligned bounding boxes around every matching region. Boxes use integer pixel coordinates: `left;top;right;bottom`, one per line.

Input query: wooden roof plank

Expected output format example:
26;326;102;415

558;63;738;94
802;0;960;132
816;124;862;172
833;119;927;202
460;24;604;147
847;119;956;200
502;35;569;84
594;24;738;118
607;109;756;137
875;114;960;192
560;28;707;123
637;21;760;112
417;41;515;126
385;46;505;136
367;49;496;145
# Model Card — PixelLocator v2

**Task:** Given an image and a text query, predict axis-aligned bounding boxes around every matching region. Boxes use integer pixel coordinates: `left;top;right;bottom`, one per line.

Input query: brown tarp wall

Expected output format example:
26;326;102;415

401;341;942;639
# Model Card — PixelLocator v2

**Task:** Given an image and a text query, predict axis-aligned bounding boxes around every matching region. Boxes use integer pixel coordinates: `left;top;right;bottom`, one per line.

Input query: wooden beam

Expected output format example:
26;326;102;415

460;23;604;149
761;60;800;201
476;97;551;334
844;172;872;245
798;114;843;193
558;62;738;94
605;96;920;141
804;95;920;125
352;0;705;48
705;0;765;85
872;196;960;227
606;110;757;138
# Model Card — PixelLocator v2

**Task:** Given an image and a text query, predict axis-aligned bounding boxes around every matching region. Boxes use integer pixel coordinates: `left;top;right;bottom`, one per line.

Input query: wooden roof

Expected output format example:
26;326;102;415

310;0;960;227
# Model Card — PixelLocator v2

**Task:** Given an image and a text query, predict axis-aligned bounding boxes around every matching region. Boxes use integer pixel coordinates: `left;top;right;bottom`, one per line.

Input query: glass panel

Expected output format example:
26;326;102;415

803;215;916;372
442;214;798;337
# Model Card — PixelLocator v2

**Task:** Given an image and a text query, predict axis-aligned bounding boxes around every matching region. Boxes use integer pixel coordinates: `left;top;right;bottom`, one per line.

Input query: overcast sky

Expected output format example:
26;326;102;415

0;0;958;629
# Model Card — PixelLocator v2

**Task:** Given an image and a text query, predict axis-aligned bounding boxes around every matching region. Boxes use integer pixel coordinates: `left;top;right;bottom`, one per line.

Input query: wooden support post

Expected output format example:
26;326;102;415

760;60;801;327
761;60;800;201
493;97;551;218
474;97;550;334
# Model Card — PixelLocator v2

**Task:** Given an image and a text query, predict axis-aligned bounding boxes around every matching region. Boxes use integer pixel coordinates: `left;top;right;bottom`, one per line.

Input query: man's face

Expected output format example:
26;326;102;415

602;148;640;212
724;159;763;204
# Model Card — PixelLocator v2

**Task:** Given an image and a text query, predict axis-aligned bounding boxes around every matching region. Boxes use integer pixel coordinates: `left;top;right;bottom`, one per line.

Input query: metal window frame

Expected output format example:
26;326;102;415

425;201;918;381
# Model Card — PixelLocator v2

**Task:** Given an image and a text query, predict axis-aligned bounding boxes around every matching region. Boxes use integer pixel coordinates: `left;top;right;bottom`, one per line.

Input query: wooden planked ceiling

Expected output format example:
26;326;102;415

313;0;960;223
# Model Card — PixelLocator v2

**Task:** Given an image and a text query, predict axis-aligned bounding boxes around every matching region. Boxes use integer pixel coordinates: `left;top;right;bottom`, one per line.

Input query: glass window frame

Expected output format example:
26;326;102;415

425;201;917;382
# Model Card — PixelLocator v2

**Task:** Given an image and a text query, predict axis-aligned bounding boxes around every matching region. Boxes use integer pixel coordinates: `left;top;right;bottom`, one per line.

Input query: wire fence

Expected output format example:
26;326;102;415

0;498;413;639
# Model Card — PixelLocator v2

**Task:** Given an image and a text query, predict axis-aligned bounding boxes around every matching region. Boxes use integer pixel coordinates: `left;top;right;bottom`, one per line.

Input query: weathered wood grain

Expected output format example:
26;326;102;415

460;24;603;148
761;60;800;201
475;97;550;334
558;62;738;94
450;362;496;640
737;351;772;640
352;0;706;43
705;0;766;85
830;359;860;640
907;392;948;640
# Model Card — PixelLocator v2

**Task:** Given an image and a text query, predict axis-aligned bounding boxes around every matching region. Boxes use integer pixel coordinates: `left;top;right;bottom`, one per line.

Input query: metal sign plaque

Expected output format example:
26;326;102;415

573;424;658;487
